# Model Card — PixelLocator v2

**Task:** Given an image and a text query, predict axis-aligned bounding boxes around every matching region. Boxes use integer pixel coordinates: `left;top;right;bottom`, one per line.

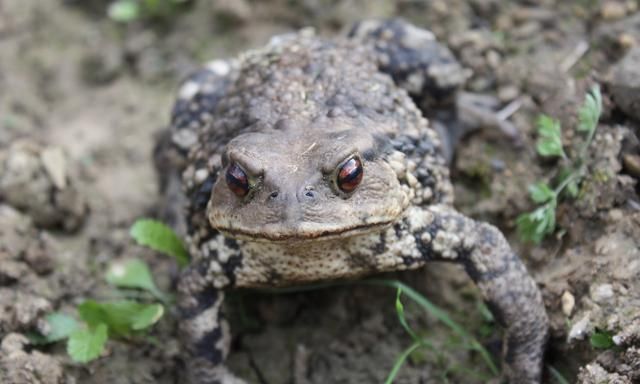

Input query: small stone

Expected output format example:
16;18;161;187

40;147;67;190
568;314;592;341
618;33;636;49
486;49;501;69
608;208;624;221
622;153;640;178
591;283;615;303
561;290;575;316
607;47;640;121
601;1;628;20
497;85;519;102
194;168;210;184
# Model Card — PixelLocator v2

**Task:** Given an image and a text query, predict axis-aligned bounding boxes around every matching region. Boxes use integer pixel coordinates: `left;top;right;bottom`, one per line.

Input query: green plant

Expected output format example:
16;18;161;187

590;329;615;349
517;85;602;243
33;219;188;363
107;0;188;23
374;281;498;383
130;219;189;267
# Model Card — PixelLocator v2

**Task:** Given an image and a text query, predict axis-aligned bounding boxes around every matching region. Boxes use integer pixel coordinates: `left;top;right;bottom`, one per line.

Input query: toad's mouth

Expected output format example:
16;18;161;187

215;220;394;243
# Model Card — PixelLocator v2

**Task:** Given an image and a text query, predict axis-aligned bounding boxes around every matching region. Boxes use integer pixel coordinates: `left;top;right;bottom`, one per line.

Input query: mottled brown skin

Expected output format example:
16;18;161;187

161;20;548;384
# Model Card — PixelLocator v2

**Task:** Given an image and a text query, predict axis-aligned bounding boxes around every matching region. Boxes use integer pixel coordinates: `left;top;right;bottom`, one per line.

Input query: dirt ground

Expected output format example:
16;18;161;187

1;1;639;383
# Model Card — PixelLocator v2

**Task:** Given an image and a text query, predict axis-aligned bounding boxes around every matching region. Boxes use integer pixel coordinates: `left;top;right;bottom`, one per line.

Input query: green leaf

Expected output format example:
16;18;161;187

517;202;557;244
105;259;164;299
77;301;108;329
577;85;602;134
67;323;108;363
528;182;555;204
107;0;140;22
590;330;615;349
130;219;189;267
536;115;565;158
43;313;80;343
131;304;164;330
557;168;580;199
78;300;165;337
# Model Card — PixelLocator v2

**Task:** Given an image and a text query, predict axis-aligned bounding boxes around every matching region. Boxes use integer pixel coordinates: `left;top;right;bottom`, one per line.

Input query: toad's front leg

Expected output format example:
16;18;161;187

178;259;245;384
399;205;549;383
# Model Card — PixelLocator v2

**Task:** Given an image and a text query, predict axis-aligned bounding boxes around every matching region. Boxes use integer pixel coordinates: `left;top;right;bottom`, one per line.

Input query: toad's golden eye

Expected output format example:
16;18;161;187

226;163;250;197
337;156;363;193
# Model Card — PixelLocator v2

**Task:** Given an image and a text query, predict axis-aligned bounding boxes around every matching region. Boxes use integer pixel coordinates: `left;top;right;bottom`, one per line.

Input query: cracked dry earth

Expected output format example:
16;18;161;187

1;1;640;383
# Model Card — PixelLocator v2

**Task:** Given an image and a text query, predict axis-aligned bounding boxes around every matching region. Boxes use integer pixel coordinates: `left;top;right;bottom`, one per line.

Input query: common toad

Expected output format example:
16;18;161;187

159;19;549;384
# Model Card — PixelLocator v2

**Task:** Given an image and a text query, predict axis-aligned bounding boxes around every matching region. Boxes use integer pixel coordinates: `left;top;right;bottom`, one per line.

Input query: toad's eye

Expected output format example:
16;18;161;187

226;163;250;198
337;156;363;193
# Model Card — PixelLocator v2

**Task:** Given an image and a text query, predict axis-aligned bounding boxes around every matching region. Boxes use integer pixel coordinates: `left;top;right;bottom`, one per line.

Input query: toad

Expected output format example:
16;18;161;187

158;19;549;384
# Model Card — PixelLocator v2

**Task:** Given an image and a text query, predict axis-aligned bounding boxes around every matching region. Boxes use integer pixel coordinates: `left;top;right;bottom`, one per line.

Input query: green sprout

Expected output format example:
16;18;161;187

107;0;189;23
517;85;602;243
590;329;615;349
33;219;187;363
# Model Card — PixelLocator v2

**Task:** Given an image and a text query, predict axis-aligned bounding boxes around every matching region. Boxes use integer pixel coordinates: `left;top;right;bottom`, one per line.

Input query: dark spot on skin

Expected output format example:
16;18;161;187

266;268;283;285
362;148;377;161
374;233;386;254
393;222;404;238
224;237;239;250
181;282;219;319
222;254;243;286
194;174;217;210
193;326;224;364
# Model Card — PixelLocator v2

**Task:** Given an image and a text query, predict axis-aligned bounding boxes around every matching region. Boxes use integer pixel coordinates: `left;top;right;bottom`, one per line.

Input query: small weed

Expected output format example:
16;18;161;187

107;0;189;23
266;279;500;382
33;219;186;363
130;219;189;267
590;329;615;349
374;281;498;383
517;85;602;243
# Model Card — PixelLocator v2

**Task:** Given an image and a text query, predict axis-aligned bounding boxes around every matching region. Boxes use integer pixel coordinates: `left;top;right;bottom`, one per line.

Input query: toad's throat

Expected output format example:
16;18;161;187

216;220;395;243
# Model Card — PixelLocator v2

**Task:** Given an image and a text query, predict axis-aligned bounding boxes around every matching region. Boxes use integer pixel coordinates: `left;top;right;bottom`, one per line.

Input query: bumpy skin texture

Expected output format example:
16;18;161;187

163;20;548;384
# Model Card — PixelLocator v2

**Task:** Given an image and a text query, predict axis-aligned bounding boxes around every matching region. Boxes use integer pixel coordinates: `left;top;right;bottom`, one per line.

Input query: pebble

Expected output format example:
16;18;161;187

607;47;640;121
497;85;519;102
601;1;628;20
561;291;575;316
590;283;615;303
40;147;67;190
622;153;640;178
569;314;592;341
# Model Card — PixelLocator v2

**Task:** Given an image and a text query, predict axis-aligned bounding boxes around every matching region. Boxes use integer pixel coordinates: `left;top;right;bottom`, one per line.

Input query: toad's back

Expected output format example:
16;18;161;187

171;31;445;165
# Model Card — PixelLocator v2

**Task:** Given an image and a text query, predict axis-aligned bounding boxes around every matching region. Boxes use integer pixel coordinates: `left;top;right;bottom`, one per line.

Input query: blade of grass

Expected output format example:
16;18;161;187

548;365;570;384
367;279;499;375
262;278;499;376
395;288;420;343
384;341;422;384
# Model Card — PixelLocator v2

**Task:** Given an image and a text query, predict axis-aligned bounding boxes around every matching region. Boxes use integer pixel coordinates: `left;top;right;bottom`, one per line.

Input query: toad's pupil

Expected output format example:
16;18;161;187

226;163;249;197
337;157;363;193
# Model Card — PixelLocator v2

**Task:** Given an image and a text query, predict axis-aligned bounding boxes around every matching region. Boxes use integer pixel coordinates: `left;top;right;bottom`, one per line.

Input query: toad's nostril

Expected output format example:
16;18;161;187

297;187;317;202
